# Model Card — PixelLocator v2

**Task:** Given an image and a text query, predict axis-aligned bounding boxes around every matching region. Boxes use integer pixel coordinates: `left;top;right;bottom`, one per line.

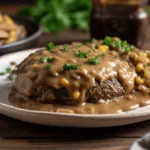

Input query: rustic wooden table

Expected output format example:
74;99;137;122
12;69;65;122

1;4;150;150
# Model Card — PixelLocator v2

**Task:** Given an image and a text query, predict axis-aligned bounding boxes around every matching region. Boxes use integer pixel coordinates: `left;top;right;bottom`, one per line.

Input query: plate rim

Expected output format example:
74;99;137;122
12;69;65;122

0;48;150;119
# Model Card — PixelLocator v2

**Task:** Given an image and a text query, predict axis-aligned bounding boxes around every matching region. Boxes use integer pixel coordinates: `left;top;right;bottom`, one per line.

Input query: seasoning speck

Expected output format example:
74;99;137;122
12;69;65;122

10;61;16;66
63;44;68;52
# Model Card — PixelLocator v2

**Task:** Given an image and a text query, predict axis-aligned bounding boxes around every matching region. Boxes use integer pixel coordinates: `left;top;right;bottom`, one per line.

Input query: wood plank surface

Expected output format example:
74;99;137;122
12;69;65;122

0;138;135;150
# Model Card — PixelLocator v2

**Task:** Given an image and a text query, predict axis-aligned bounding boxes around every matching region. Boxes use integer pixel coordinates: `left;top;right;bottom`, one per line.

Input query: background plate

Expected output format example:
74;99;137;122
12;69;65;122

0;14;43;55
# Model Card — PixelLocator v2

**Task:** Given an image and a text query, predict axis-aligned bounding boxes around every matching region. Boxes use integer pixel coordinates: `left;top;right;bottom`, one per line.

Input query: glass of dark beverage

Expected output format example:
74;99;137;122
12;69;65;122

90;0;149;47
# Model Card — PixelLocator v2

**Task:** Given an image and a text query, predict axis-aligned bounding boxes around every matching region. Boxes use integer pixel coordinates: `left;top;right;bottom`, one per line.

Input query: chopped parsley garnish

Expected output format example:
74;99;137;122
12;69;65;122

75;50;90;58
41;57;47;63
0;67;12;76
41;57;54;63
6;68;12;74
63;44;68;51
148;63;150;66
91;38;98;43
47;57;54;62
88;56;99;65
45;64;52;70
0;72;6;76
101;53;105;58
46;42;56;50
101;36;135;52
63;63;81;71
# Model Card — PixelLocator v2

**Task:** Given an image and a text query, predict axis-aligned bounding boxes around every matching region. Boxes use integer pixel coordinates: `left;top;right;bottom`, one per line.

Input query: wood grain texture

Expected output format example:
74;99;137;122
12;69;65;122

0;138;134;150
0;114;149;139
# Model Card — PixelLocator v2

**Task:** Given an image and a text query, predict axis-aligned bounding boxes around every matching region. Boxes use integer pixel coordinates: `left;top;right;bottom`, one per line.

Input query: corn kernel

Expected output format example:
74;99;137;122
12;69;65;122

85;106;94;113
146;58;150;63
136;63;143;72
135;76;144;85
4;15;14;25
72;91;80;100
141;52;147;58
10;30;16;37
0;15;2;23
98;45;109;52
6;37;15;43
60;78;69;87
56;108;74;114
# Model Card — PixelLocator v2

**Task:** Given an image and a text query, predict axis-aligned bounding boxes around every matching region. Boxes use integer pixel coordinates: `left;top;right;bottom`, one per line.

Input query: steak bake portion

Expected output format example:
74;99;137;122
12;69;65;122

10;37;150;114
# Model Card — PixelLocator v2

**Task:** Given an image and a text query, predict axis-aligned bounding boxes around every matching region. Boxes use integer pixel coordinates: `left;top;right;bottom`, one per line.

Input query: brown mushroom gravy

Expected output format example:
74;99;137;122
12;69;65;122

9;37;150;114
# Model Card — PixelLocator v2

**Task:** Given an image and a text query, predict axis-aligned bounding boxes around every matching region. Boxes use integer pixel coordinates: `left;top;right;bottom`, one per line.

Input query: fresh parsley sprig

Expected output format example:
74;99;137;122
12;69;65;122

88;56;99;65
63;63;81;71
45;64;52;70
75;50;90;58
46;42;56;50
63;44;69;51
41;57;54;63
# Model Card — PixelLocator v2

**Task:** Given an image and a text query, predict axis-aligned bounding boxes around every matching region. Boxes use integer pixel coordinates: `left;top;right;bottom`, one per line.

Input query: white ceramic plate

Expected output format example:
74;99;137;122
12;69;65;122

0;49;150;127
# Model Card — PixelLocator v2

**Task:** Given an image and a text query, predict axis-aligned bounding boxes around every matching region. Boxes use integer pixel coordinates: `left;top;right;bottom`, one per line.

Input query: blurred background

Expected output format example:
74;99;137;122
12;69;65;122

1;0;150;54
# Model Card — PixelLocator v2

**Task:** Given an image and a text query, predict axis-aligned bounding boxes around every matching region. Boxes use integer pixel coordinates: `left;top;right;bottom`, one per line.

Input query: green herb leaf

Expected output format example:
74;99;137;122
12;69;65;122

41;57;54;63
6;68;12;74
88;56;99;65
75;50;90;58
63;44;68;51
102;36;112;45
0;72;6;76
47;57;54;62
91;38;98;43
41;57;47;63
46;42;56;50
45;64;52;70
101;53;105;58
63;63;81;71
